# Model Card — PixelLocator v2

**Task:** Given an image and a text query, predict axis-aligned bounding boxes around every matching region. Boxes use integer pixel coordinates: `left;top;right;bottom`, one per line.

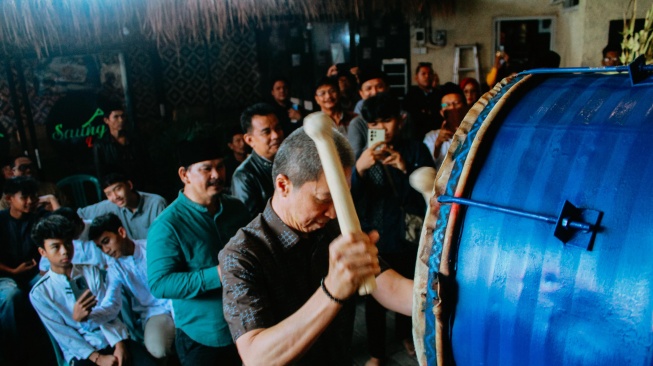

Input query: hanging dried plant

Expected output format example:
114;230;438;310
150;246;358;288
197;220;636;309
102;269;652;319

0;0;456;55
621;0;653;64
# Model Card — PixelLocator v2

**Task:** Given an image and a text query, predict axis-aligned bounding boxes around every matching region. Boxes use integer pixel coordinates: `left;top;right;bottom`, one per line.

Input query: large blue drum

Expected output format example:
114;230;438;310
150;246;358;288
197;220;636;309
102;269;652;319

413;65;653;366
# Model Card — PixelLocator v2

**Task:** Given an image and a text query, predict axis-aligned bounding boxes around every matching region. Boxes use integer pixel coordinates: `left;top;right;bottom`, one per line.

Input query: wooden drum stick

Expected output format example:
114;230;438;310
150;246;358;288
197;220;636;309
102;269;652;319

409;166;437;205
408;166;438;364
304;112;377;295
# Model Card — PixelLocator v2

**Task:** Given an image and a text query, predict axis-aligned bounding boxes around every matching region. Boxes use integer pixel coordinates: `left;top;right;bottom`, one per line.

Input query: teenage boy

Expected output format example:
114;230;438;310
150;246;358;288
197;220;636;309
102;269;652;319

352;92;435;365
347;68;389;157
39;207;108;273
88;212;175;359
77;173;167;240
30;215;156;366
0;176;57;364
0;177;49;288
0;155;66;211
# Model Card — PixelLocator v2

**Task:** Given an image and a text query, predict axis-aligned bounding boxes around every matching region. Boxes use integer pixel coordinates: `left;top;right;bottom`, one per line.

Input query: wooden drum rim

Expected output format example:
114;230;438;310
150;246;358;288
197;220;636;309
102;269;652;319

412;74;534;366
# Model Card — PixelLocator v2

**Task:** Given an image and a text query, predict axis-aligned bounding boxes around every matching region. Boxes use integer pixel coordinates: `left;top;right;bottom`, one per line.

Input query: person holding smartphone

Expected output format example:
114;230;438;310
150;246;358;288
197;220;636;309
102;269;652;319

423;82;469;169
30;215;157;366
352;92;435;366
345;68;389;157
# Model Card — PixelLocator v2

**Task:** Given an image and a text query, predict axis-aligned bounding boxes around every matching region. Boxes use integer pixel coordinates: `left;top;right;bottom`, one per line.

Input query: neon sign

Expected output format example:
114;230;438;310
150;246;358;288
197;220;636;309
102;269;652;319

51;108;106;141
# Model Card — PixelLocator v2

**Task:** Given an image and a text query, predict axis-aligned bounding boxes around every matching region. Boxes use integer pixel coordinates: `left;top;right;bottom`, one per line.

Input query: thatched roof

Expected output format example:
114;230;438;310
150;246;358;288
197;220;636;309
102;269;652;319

0;0;454;56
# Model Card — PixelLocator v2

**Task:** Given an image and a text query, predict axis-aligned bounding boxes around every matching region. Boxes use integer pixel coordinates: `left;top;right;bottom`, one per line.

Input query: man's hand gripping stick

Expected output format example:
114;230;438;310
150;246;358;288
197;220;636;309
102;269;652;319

304;112;377;295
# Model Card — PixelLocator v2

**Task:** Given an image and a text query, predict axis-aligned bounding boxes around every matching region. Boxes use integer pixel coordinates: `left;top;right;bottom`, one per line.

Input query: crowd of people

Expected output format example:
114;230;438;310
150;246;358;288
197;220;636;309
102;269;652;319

5;45;624;364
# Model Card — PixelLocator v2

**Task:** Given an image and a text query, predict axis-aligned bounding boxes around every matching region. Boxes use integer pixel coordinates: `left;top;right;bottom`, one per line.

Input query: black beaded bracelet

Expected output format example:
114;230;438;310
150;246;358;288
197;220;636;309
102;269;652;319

321;277;347;305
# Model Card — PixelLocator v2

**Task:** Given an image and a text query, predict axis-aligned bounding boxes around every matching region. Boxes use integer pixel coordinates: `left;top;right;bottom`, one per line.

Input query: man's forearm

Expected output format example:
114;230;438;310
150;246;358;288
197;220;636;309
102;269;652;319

372;269;413;316
149;267;220;299
85;277;122;329
236;288;343;366
148;234;221;299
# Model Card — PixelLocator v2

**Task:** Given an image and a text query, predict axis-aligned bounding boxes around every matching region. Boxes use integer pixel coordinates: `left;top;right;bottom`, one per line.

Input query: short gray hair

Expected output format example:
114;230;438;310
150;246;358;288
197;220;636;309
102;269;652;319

272;127;354;188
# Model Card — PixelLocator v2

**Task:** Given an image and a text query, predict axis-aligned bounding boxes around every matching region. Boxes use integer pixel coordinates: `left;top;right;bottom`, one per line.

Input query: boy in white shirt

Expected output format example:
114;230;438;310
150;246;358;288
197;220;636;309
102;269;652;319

29;214;156;366
88;213;175;360
39;207;108;273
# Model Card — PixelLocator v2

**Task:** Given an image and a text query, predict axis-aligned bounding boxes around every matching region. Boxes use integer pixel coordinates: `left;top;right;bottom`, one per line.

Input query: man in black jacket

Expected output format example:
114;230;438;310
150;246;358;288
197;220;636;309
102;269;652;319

403;62;442;140
93;99;150;190
231;103;285;219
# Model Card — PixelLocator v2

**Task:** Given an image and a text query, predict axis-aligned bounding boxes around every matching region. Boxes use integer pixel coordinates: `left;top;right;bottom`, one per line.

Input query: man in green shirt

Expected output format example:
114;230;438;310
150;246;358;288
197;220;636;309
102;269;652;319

147;138;249;366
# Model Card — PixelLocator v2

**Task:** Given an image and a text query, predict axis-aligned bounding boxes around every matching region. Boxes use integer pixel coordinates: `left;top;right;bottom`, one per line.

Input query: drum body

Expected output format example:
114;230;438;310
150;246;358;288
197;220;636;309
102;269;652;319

416;71;653;366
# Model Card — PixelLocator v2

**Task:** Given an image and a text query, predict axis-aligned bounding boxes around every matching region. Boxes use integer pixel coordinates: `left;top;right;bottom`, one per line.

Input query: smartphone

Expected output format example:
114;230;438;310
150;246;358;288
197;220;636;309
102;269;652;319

443;107;467;132
367;128;386;149
498;45;506;65
70;275;90;300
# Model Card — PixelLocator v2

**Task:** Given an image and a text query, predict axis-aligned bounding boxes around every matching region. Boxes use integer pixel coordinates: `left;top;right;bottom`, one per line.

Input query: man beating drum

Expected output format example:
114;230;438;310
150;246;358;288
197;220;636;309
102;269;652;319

219;119;414;365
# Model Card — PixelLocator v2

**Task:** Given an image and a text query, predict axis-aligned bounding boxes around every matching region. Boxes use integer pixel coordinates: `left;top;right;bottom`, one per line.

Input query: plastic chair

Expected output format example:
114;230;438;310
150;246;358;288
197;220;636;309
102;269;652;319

56;174;103;209
46;328;70;366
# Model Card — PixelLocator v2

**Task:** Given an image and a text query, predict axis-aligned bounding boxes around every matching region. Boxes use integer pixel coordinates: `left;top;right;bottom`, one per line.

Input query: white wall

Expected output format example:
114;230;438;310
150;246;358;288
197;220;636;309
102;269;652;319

410;0;653;86
582;0;652;66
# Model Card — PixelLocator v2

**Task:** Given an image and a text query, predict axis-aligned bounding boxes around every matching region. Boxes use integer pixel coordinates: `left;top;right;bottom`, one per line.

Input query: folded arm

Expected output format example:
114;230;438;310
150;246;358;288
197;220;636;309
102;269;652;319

83;266;123;329
148;222;221;299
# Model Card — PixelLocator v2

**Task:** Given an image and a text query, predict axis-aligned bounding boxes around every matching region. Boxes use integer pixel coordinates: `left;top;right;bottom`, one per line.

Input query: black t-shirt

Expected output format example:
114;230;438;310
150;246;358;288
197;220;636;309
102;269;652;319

0;208;48;283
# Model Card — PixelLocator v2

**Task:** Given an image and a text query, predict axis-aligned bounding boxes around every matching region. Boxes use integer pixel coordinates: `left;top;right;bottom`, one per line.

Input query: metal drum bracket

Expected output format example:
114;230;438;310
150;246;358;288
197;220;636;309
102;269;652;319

438;196;603;250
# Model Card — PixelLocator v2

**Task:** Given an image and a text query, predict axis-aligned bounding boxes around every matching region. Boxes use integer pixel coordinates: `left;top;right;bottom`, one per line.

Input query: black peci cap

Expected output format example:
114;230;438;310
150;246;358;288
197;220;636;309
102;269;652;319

176;138;224;167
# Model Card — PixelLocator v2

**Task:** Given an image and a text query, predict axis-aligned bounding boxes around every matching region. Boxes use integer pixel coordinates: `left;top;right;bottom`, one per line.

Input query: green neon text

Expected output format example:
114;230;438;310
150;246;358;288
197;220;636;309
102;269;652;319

52;123;106;141
52;108;106;141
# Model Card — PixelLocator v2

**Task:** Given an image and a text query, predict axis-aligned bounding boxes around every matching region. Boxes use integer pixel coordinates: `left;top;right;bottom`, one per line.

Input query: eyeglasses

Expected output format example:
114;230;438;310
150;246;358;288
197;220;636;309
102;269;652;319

14;163;33;172
603;57;619;63
441;101;463;109
315;89;338;97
